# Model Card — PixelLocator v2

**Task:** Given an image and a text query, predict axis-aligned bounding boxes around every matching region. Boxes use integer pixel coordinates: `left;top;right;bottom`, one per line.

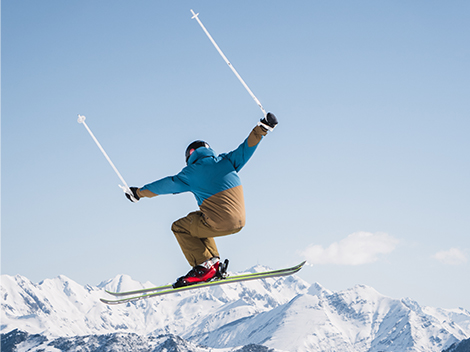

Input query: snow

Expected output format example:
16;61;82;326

1;268;470;352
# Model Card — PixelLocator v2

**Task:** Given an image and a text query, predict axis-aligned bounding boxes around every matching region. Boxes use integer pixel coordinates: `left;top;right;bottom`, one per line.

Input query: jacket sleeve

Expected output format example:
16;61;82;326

222;125;267;172
138;171;191;197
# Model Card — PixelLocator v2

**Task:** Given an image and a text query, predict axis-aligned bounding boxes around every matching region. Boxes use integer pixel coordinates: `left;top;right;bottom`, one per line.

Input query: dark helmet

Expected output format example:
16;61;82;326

185;140;210;164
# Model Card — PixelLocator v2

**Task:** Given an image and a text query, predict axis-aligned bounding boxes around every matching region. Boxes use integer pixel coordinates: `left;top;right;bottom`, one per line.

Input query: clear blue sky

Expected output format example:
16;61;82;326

2;1;469;310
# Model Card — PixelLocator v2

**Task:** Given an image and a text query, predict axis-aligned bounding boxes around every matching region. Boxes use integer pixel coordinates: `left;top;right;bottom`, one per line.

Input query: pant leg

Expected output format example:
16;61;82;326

171;211;242;267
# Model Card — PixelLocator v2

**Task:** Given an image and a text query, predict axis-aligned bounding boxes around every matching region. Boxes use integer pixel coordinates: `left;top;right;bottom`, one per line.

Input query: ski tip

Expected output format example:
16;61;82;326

100;298;115;305
100;297;133;305
297;260;307;270
291;261;306;270
289;261;307;274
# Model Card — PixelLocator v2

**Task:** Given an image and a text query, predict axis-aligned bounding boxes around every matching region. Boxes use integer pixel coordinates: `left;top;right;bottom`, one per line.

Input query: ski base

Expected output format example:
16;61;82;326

100;261;306;305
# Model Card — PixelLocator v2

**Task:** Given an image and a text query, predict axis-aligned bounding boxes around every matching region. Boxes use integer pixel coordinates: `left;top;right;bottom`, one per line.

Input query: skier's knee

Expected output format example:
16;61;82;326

171;220;187;235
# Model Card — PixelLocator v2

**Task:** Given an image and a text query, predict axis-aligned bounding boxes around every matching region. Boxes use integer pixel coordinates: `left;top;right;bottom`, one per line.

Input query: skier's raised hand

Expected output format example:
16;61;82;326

258;112;278;132
126;187;140;203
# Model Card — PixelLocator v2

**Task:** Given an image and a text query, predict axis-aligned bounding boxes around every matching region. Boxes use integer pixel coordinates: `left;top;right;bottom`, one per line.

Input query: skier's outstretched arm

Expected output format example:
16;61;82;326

125;173;191;202
224;112;278;172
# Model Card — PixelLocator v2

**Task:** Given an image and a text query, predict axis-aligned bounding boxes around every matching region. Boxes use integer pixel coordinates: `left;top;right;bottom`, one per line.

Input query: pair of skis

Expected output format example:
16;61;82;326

100;261;306;305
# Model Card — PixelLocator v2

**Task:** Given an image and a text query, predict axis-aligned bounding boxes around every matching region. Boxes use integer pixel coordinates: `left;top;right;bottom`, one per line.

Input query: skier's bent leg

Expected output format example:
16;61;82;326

171;212;217;267
171;211;242;267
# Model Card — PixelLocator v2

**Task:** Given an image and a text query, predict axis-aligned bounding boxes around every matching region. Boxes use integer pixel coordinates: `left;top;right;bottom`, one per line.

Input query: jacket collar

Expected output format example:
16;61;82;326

187;147;216;165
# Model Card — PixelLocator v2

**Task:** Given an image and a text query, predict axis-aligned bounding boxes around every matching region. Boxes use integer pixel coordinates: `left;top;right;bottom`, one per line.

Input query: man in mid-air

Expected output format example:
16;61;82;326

126;112;278;287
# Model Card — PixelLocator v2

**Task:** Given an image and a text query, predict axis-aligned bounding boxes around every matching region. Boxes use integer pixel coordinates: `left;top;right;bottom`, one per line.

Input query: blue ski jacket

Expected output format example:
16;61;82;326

137;125;267;231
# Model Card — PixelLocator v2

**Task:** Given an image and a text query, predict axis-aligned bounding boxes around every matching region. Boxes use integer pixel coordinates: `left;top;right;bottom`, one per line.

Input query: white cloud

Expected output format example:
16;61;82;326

301;231;399;266
433;248;467;265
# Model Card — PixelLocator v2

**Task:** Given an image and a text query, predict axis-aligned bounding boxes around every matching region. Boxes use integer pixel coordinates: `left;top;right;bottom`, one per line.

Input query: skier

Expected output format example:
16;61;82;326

125;113;278;288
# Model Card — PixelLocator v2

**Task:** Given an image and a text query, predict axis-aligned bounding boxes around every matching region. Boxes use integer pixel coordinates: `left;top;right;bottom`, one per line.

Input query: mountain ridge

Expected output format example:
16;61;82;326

1;268;469;351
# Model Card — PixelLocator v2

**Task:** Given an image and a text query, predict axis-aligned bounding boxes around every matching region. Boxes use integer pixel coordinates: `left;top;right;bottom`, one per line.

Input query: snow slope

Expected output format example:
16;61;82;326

1;266;469;352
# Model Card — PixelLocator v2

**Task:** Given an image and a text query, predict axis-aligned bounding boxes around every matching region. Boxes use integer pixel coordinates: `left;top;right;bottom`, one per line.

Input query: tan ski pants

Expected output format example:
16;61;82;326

171;211;243;267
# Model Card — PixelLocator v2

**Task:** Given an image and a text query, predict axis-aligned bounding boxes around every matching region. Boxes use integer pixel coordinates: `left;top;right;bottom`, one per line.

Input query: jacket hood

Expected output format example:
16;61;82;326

187;146;216;165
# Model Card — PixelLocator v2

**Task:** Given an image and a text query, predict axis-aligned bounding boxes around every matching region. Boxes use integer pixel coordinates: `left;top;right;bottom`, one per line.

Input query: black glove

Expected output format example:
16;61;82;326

126;187;140;203
258;112;278;131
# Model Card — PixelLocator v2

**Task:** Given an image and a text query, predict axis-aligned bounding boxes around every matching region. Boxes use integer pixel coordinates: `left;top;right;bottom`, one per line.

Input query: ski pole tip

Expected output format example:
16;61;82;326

190;9;199;19
77;114;86;124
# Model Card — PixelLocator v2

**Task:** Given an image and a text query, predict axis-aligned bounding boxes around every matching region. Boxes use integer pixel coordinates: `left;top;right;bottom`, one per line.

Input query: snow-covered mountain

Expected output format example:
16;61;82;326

1;266;470;352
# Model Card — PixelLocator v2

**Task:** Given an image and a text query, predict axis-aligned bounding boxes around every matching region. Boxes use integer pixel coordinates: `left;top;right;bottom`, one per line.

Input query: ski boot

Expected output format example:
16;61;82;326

216;259;229;279
173;258;229;288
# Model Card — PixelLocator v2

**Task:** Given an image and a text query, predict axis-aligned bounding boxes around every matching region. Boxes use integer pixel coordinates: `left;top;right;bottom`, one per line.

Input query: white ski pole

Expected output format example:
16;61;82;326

190;9;267;117
77;115;138;202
